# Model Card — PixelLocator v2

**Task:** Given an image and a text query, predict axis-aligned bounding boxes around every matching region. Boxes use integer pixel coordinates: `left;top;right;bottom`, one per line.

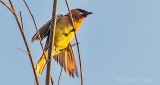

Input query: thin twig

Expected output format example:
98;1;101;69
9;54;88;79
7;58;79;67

22;1;54;85
51;76;54;85
19;11;24;29
22;0;47;60
71;42;80;47
0;1;40;85
0;1;15;14
57;67;63;85
20;11;41;85
18;48;29;54
46;0;58;85
65;0;84;85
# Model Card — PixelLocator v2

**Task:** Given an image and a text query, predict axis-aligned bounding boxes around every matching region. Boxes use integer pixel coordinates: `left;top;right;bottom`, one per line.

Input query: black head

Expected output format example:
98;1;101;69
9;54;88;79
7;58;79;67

76;8;93;17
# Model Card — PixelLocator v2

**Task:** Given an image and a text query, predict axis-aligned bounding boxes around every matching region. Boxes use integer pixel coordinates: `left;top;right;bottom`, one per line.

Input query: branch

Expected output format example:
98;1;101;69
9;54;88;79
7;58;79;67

57;67;63;85
22;0;54;85
0;1;15;15
65;0;84;85
22;0;47;59
18;48;29;54
46;0;58;85
0;1;40;85
19;11;24;29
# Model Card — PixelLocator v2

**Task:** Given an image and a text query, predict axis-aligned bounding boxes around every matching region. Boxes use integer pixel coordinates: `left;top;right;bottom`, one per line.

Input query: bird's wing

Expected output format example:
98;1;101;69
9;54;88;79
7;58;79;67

55;43;78;77
31;19;51;42
31;14;63;42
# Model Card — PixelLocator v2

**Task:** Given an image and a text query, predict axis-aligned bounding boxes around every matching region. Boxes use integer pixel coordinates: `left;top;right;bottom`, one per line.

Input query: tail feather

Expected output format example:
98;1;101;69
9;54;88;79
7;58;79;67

36;50;48;76
36;43;78;77
56;43;78;77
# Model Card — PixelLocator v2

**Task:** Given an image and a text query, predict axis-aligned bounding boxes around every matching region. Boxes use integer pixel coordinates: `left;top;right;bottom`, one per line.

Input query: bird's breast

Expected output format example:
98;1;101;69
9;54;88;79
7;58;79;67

53;17;75;55
51;16;83;56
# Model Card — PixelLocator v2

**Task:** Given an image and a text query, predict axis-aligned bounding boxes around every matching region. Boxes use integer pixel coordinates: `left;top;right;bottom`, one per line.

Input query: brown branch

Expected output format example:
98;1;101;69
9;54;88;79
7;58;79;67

0;1;40;85
0;1;15;14
51;76;54;85
19;11;24;29
46;0;58;85
71;42;80;47
64;0;84;85
22;1;54;85
18;48;29;54
22;0;47;60
57;67;63;85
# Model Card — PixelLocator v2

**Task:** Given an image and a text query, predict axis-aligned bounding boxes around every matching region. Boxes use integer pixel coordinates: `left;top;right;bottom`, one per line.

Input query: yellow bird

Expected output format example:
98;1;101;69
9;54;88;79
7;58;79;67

32;8;92;77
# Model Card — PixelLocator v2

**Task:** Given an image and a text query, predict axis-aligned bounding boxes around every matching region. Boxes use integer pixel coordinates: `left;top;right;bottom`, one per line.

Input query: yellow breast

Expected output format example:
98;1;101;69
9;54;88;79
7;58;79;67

52;17;75;55
51;16;84;56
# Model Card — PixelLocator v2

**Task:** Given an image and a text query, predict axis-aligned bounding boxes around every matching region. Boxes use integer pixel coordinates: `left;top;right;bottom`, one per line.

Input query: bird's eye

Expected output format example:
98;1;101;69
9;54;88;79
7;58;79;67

79;12;83;15
79;12;86;17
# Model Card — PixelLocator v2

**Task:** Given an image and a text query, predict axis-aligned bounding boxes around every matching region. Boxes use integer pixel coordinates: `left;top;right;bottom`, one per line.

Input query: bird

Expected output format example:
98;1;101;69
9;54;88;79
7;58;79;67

32;8;92;77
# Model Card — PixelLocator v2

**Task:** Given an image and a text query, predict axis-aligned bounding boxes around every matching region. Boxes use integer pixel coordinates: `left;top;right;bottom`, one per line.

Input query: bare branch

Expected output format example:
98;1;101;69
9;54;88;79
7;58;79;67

22;0;47;59
51;77;54;85
18;48;29;54
65;0;84;85
0;1;15;14
0;1;40;85
46;0;58;85
71;42;80;47
8;0;14;10
19;11;24;29
22;1;54;85
57;67;63;85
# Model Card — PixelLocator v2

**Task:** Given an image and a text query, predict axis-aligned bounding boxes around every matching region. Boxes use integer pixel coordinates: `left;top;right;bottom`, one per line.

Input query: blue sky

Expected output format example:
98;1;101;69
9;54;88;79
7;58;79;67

1;0;160;85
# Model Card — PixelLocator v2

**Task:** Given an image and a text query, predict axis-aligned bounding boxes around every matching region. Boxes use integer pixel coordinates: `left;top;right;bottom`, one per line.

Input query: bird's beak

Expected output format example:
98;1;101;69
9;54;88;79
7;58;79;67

86;12;93;15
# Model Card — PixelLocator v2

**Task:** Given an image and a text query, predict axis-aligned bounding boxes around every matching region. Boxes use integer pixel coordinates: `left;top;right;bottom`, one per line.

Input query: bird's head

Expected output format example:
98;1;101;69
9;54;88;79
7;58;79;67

75;8;93;17
66;8;92;21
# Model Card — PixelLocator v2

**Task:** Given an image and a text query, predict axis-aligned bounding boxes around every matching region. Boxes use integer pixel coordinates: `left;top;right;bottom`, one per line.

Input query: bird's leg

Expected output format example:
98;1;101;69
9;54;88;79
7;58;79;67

71;42;79;47
59;43;72;52
63;27;76;37
70;28;76;33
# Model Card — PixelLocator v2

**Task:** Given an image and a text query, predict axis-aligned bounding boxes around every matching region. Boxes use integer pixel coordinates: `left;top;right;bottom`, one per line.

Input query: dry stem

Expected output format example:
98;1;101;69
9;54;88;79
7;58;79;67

46;0;58;85
0;1;40;85
65;0;84;85
22;0;54;85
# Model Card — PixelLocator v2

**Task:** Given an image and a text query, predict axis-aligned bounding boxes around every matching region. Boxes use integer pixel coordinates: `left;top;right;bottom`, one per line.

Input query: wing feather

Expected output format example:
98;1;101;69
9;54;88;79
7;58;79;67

31;14;63;42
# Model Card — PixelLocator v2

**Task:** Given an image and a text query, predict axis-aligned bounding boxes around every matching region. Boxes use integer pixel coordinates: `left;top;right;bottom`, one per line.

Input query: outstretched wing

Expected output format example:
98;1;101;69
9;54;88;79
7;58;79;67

31;19;51;42
31;14;63;42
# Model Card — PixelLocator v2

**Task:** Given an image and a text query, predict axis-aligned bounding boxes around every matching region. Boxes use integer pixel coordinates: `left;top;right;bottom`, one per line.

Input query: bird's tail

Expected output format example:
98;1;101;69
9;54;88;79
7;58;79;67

55;43;78;77
36;50;48;76
36;44;78;77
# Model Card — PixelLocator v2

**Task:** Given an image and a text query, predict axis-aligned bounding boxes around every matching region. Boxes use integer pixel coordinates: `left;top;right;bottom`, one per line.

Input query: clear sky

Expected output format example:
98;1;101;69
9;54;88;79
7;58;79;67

1;0;160;85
